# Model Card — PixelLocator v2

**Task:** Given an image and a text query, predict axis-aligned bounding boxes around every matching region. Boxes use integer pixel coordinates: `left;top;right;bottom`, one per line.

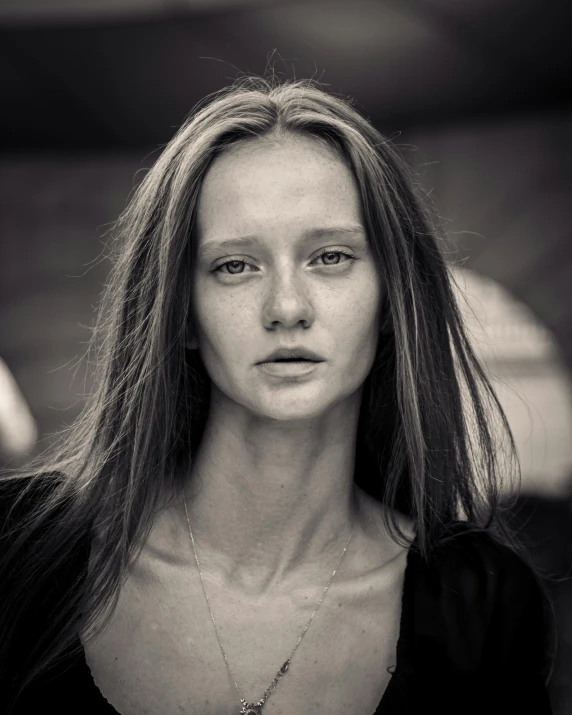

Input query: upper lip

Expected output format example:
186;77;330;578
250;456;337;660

259;347;325;363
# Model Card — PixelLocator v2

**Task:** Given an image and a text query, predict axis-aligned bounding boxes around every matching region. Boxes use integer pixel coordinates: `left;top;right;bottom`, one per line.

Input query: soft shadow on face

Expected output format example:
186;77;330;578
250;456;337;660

191;133;383;428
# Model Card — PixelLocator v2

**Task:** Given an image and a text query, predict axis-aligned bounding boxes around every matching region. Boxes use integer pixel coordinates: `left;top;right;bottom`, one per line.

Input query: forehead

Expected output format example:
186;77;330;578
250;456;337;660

195;135;362;237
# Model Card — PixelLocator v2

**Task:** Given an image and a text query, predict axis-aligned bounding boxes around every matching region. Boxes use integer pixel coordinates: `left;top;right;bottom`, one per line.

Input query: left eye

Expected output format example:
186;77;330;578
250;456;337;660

213;250;357;275
313;250;356;266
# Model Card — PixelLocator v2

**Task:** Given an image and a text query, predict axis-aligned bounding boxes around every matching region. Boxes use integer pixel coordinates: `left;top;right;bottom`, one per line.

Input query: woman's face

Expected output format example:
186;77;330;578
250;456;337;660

192;134;383;423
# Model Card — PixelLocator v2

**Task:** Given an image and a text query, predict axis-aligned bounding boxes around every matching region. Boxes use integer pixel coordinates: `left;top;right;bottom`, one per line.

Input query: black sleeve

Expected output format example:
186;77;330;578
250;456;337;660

0;474;89;709
482;542;554;713
406;525;554;714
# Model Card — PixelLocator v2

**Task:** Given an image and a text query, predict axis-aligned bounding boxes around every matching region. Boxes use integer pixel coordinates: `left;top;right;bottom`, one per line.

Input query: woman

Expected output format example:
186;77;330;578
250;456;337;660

0;76;556;714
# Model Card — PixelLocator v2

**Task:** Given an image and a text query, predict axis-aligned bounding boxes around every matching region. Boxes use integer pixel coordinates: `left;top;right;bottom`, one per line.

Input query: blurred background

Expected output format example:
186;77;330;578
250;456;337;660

0;0;571;711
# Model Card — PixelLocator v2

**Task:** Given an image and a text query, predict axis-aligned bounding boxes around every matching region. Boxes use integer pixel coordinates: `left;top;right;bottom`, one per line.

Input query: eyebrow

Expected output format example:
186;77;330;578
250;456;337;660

197;225;367;259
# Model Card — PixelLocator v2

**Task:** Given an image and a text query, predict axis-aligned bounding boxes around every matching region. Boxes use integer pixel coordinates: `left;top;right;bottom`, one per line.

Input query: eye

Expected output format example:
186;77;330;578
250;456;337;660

311;249;357;267
212;258;256;275
211;249;358;276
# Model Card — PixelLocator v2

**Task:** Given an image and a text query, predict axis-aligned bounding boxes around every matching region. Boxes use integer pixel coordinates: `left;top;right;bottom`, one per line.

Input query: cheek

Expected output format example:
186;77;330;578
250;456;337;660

195;287;251;358
331;275;382;339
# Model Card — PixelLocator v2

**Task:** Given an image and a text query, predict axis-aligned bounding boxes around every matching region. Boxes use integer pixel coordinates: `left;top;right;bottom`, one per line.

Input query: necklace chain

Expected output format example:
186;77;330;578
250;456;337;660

182;493;356;715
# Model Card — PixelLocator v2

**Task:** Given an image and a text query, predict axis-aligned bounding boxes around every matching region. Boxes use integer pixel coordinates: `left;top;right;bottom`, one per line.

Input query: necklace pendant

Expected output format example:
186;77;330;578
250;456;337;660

240;703;263;715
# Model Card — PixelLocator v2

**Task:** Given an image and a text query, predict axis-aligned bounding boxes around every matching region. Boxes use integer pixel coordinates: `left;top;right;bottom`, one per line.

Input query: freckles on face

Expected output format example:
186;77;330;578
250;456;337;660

191;134;383;406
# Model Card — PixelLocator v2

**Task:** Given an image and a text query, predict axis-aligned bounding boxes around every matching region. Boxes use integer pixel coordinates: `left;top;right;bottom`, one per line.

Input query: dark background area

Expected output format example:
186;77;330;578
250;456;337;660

1;0;571;150
0;0;571;711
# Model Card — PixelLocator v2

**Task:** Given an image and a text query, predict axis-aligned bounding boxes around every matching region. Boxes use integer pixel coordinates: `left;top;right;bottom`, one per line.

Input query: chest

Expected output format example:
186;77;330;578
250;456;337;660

81;549;407;715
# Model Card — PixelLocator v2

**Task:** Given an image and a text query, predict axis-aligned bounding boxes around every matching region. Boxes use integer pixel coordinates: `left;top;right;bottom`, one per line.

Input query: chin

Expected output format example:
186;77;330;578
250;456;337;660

253;393;346;423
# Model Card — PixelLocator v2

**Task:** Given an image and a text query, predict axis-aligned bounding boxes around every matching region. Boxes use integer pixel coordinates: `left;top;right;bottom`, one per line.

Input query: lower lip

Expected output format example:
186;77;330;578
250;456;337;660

257;361;322;377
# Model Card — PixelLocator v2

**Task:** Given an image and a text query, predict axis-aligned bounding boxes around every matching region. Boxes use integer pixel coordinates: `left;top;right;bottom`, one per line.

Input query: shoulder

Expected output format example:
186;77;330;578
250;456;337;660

0;471;89;579
413;520;547;617
0;471;90;628
425;520;543;594
406;520;552;669
0;473;89;701
0;472;65;541
398;522;553;713
0;471;63;509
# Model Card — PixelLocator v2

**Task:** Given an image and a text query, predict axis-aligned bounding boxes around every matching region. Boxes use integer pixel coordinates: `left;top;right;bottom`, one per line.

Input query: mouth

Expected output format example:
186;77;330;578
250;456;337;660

257;359;323;377
266;358;319;363
259;347;325;363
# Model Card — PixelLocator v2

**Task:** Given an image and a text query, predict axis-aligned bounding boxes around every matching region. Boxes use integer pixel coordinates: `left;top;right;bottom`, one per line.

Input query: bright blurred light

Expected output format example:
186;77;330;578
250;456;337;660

0;357;38;457
452;266;572;498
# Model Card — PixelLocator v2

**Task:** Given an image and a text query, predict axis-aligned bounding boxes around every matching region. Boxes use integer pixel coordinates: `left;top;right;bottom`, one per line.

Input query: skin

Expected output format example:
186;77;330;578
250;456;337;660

181;132;394;599
81;134;416;715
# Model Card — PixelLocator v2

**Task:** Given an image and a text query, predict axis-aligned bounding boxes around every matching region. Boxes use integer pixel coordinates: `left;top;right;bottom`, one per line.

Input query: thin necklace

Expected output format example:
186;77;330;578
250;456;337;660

182;493;356;715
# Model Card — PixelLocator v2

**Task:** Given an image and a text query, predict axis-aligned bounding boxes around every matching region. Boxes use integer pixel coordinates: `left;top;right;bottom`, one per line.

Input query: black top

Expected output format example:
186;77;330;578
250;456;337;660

1;478;554;715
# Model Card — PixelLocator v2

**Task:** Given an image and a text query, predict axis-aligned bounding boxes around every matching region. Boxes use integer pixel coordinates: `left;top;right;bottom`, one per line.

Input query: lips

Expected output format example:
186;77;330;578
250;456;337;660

258;359;322;377
259;347;325;363
271;358;314;362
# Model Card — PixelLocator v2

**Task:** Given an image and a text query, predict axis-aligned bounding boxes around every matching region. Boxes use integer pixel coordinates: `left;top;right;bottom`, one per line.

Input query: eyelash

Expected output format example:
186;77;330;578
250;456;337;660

212;249;358;275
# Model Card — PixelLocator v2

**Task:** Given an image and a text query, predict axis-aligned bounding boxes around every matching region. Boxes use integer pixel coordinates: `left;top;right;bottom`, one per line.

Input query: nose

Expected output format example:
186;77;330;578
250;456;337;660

261;270;315;331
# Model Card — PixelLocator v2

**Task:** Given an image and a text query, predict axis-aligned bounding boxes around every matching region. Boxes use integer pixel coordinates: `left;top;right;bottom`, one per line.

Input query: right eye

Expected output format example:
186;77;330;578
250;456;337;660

212;258;258;275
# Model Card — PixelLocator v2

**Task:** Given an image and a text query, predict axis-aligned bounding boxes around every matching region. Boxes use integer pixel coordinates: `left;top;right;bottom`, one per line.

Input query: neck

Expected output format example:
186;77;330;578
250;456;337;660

179;388;370;598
